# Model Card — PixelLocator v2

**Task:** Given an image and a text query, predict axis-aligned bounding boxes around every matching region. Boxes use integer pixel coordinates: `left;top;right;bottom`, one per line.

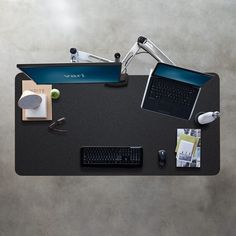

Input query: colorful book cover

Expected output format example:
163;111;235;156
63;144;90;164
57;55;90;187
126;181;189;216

176;129;201;168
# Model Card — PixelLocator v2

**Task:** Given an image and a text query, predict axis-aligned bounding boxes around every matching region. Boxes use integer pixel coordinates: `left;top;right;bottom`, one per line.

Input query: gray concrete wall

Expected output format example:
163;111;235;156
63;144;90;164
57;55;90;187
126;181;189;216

0;0;235;235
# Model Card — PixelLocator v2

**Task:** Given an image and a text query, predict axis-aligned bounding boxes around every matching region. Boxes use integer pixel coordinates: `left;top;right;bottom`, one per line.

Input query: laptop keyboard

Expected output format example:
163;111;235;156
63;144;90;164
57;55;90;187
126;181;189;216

148;77;197;107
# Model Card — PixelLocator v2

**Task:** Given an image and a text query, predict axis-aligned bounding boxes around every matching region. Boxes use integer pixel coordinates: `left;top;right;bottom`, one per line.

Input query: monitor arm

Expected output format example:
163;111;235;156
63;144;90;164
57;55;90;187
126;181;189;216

70;48;114;63
121;36;174;73
70;36;174;70
69;36;174;86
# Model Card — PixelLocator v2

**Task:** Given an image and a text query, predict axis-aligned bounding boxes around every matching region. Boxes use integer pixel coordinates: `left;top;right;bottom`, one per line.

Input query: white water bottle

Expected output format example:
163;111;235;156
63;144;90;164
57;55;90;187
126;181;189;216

196;111;220;125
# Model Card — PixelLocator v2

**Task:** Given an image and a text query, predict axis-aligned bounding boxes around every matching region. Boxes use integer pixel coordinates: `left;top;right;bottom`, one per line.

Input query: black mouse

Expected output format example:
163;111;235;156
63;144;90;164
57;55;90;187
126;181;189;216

158;150;167;168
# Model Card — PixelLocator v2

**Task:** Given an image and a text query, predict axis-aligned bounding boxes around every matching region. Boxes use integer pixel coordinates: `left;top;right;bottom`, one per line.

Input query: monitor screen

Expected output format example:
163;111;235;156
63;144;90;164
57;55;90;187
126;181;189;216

153;63;212;87
17;63;122;84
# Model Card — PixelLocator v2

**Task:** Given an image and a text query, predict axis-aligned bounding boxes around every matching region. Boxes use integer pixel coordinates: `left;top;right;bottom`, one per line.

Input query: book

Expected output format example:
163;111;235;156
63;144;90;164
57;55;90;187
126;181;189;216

175;133;200;156
25;94;47;119
176;129;201;168
22;80;52;121
176;140;194;162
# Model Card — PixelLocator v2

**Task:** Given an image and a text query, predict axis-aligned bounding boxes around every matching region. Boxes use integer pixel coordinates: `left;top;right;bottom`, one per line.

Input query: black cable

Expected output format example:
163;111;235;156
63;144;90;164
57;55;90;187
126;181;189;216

136;52;148;55
124;51;148;67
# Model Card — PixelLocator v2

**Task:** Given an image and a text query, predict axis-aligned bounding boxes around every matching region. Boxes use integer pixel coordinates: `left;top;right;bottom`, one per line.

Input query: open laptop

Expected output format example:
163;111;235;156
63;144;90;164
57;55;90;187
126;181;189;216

17;62;122;84
141;63;213;120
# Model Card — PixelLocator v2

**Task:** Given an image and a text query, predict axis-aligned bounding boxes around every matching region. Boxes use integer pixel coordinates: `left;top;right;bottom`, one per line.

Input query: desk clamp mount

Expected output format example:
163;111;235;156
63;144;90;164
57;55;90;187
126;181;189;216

69;36;174;87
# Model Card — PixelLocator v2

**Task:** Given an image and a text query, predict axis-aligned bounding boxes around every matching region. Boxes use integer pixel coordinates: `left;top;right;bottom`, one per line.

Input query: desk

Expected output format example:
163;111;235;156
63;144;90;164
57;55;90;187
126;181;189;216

15;73;220;175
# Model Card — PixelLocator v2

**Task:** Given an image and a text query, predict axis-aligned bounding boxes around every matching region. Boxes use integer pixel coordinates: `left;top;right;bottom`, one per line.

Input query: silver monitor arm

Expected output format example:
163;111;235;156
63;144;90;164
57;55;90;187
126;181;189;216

70;36;174;74
121;36;174;73
70;48;113;63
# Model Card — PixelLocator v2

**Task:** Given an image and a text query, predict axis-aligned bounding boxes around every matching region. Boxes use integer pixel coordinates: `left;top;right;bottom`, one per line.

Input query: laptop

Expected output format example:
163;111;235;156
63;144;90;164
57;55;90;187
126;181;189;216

17;62;122;84
141;63;213;120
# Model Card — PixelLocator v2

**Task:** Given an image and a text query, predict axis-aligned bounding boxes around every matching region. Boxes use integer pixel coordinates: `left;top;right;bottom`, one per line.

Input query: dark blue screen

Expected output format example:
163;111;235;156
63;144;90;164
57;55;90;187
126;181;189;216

153;63;212;87
18;63;121;84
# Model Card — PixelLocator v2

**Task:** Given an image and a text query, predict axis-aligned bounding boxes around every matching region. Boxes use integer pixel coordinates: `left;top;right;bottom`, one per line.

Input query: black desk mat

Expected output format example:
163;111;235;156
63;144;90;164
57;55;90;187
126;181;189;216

15;73;220;175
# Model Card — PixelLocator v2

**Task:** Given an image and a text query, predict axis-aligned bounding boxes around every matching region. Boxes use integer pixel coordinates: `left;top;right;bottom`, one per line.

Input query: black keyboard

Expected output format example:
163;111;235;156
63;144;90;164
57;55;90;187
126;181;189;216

148;77;197;108
80;146;143;167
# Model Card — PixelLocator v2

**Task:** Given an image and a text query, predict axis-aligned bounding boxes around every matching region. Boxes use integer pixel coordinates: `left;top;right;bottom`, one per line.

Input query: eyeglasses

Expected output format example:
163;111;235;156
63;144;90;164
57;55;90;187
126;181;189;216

48;117;67;133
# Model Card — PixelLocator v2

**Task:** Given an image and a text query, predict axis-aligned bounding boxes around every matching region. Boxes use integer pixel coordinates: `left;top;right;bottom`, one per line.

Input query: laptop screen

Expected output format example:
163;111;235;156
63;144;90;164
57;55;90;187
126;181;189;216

153;63;212;87
17;63;122;84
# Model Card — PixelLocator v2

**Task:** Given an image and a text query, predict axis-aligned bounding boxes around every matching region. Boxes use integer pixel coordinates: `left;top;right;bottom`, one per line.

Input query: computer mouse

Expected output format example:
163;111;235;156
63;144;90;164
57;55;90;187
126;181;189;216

158;150;167;168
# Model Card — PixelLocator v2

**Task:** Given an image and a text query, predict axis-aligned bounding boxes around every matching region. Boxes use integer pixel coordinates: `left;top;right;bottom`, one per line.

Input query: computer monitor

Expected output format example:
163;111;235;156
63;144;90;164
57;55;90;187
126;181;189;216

17;62;122;84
